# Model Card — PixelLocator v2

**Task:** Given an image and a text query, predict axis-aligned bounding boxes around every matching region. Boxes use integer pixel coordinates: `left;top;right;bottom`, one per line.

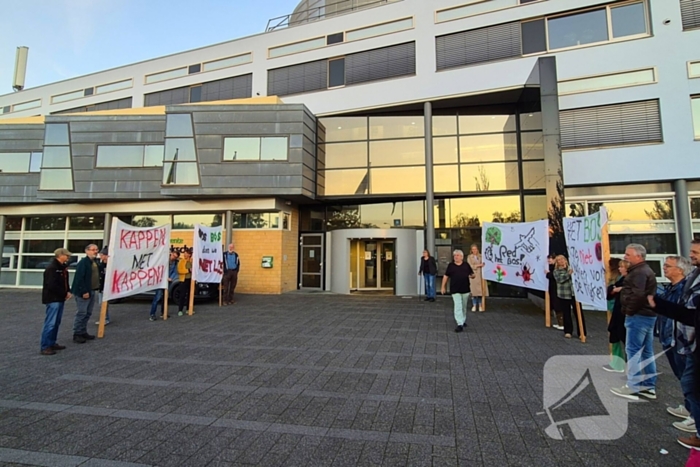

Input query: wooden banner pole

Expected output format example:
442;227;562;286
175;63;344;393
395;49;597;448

163;287;169;320
545;291;551;328
97;301;109;338
601;221;611;353
576;301;586;343
219;282;223;307
188;280;196;316
480;277;487;311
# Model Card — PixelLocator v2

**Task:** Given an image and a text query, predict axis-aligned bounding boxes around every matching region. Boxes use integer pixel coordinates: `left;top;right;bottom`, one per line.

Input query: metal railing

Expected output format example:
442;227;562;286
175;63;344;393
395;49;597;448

266;0;400;32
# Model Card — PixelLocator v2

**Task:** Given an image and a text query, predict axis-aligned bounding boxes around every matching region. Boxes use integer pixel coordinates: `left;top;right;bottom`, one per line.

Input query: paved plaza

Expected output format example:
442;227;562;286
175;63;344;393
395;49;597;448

0;289;690;466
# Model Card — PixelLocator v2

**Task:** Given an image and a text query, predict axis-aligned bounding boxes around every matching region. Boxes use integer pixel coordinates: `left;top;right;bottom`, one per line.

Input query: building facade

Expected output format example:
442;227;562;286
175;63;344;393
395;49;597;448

1;0;699;295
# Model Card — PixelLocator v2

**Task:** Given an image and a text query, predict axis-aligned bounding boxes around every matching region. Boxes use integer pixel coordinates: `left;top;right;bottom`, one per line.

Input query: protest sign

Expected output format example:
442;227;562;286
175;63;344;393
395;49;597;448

103;219;171;301
192;224;223;283
563;207;608;311
482;220;549;291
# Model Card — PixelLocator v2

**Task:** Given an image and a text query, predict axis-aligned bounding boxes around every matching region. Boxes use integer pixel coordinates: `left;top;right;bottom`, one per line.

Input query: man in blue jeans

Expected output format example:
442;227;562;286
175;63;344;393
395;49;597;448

71;244;100;344
611;243;658;401
418;249;437;302
149;250;180;321
40;248;72;355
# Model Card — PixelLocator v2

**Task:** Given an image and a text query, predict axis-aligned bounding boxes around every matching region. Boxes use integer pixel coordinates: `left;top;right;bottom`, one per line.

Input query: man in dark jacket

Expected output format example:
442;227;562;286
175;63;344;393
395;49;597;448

222;243;240;305
40;248;72;355
418;249;438;302
611;243;658;401
71;244;100;344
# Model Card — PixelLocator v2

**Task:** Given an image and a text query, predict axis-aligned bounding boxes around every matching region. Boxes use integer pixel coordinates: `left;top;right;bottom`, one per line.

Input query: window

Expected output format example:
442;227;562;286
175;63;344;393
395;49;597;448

345;17;413;42
202;53;252;72
223;137;288;161
558;68;656;95
560;99;662;149
11;99;41;112
327;33;344;45
95;79;132;94
29;153;42;172
166;114;194;137
189;86;202;103
26;217;66;231
610;2;647;37
269;37;326;58
328;58;345;88
0;153;31;173
145;67;188;84
44;124;69;145
321;117;368;142
690;61;700;79
680;0;700;30
188;64;201;74
69;216;105;231
173;214;222;229
95;145;164;168
52;90;85;104
231;212;283;229
437;23;522;69
436;1;494;23
40;123;73;191
84;87;94;96
521;19;547;55
692;96;700;140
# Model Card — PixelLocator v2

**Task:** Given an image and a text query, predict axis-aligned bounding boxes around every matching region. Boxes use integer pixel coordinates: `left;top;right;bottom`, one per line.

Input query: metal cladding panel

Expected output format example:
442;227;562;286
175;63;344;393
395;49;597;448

145;86;189;107
70;143;97;156
200;74;252;101
0;139;43;151
196;135;223;150
194;110;303;124
199;163;303;177
681;0;700;30
0;128;45;140
52;97;133;114
70;131;165;144
560;99;662;150
268;60;327;96
194;122;304;135
436;22;521;70
69;120;165;133
345;42;415;86
75;168;162;182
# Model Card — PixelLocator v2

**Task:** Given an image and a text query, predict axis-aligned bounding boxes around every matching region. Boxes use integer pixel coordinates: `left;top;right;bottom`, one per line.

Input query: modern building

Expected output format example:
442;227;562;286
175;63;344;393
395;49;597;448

0;0;699;295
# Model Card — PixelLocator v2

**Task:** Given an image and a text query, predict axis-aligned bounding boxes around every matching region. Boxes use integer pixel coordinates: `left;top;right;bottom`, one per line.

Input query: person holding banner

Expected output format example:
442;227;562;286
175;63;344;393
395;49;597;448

440;249;475;333
552;255;586;339
71;244;100;344
39;248;72;355
176;249;193;316
222;243;240;305
467;244;487;312
604;258;627;373
149;250;180;321
94;246;110;325
546;255;564;330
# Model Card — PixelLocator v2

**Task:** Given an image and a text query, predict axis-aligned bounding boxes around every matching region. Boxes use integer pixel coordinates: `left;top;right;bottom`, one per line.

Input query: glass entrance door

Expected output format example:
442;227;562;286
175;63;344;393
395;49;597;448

363;241;378;288
350;239;395;291
300;234;323;289
380;242;395;288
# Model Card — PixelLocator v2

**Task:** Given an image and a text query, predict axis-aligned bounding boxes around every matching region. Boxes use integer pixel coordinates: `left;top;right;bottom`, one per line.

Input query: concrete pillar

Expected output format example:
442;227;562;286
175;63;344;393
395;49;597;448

538;56;565;255
424;101;435;256
0;215;5;281
674;179;692;257
226;210;233;246
103;213;112;246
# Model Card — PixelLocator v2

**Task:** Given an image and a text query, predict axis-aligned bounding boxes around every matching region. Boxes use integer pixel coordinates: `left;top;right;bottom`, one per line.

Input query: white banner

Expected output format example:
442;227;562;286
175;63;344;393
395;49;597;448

103;219;171;301
192;224;223;283
564;207;608;310
482;220;549;291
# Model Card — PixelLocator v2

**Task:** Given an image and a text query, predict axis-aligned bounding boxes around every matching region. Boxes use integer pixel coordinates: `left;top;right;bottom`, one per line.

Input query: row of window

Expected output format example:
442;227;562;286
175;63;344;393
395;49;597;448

51;79;133;105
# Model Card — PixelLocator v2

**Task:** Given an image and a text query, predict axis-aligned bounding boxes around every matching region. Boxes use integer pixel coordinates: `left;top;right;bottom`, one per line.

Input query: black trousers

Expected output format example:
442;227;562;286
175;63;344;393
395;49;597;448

559;298;587;336
176;279;191;312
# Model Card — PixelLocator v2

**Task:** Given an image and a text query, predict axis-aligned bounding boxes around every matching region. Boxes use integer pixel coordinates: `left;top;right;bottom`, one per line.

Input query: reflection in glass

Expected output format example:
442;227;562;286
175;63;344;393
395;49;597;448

173;214;223;229
131;215;171;227
30;152;42;172
66;240;102;254
166;114;194;137
521;132;544;160
321;117;368;142
5;217;22;231
323;142;368;168
433;116;457;136
611;2;647;38
0;153;30;172
39;169;73;190
164;138;197;161
145;67;188;84
69;216;105;230
524;195;548;221
609;233;677;254
261;137;288;161
559;69;655;95
346;17;413;41
269;37;326;58
459;134;517;163
162;162;199;185
328;58;345;88
360;204;398;229
403;200;425;227
224;137;260;161
96;146;145;167
95;79;132;94
460;162;520;192
369;116;424;140
547;9;608;50
370;139;425;167
42;146;71;168
23;239;65;253
443;196;521;227
522;161;545;189
144;146;164;167
44;124;69;145
589;199;674;221
520;112;542;131
26;217;67;231
21;256;60;270
458;115;516;134
202;53;252;72
433;137;458;164
370;166;425;194
434;165;460;193
323;169;368;196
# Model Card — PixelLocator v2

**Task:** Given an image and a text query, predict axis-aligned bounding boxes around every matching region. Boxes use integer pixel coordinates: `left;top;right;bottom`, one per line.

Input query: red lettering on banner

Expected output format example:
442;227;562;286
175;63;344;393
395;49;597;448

214;260;223;275
110;266;165;295
199;258;213;272
118;227;168;250
578;249;594;265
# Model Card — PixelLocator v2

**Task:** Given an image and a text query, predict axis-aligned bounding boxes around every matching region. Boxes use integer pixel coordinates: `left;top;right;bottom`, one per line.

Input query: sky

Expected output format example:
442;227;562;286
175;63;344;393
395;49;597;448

0;0;300;94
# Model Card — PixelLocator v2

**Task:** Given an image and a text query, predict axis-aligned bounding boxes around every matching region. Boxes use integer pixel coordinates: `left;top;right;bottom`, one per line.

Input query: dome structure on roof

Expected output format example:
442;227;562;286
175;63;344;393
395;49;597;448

290;0;394;27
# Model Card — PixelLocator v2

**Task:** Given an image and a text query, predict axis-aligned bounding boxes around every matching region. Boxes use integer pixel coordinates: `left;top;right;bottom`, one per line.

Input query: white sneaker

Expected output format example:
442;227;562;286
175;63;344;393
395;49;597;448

94;319;110;325
553;325;564;330
602;364;625;373
610;385;640;401
674;417;697;433
668;405;691;419
471;306;476;312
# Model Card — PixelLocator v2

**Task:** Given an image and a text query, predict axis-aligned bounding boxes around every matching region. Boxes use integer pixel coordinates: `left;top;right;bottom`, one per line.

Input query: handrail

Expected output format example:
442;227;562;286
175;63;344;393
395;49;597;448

266;0;399;32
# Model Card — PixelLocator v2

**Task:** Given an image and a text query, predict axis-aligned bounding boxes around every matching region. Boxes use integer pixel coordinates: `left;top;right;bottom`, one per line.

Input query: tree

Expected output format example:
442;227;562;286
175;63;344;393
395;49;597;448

453;213;481;227
645;200;674;220
326;208;376;229
474;165;490;192
547;167;567;256
492;211;521;223
132;217;157;227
